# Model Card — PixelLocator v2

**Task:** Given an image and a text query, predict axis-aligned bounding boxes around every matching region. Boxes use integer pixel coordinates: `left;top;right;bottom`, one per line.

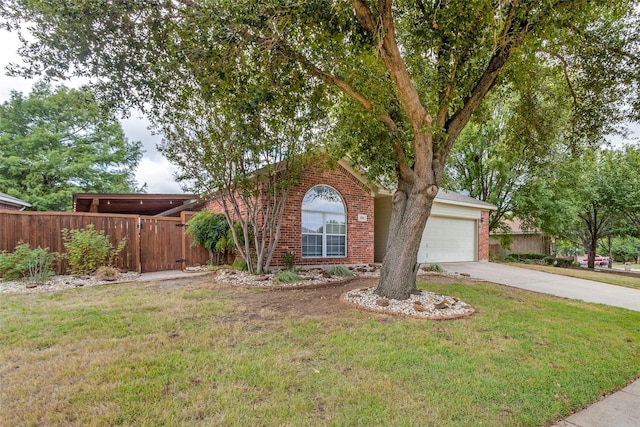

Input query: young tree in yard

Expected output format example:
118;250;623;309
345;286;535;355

515;149;634;269
0;83;143;211
161;90;323;274
442;76;573;232
3;1;639;298
158;50;327;274
608;145;640;232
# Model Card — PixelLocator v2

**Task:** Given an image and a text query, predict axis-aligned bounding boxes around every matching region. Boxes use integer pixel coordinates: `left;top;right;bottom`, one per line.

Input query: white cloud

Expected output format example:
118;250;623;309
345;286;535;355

135;157;183;194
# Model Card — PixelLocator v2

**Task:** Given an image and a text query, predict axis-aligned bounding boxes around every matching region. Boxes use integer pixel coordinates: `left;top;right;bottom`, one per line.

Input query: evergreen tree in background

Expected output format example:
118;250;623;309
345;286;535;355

0;83;143;211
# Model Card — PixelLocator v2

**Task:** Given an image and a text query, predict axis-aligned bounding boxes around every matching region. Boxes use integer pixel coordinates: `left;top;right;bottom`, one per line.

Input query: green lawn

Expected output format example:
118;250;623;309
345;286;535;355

1;276;639;426
506;262;640;290
612;262;640;271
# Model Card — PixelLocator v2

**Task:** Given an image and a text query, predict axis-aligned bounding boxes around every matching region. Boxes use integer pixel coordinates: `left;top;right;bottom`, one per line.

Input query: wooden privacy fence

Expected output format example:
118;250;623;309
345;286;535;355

0;210;210;274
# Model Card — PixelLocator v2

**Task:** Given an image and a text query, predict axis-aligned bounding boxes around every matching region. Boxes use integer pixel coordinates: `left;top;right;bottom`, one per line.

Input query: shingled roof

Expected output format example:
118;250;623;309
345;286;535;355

0;192;31;209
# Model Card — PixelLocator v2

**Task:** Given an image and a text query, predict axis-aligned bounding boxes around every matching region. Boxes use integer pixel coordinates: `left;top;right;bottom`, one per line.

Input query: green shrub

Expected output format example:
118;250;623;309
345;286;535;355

326;266;353;276
0;243;58;284
62;224;126;275
25;248;58;285
542;256;556;266
505;253;549;264
281;251;296;270
274;270;302;283
506;253;576;268
423;263;445;272
555;258;576;268
186;211;232;263
232;258;248;271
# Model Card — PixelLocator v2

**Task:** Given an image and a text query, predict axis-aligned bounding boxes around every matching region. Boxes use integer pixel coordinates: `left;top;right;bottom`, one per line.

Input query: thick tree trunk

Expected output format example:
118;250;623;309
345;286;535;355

587;244;597;270
376;184;437;300
580;205;598;270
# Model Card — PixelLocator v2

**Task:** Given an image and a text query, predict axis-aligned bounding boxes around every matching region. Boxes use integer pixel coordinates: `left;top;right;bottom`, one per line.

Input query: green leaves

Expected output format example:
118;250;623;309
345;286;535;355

0;83;142;211
185;211;231;256
514;146;640;259
3;0;639;287
62;224;127;275
0;243;59;283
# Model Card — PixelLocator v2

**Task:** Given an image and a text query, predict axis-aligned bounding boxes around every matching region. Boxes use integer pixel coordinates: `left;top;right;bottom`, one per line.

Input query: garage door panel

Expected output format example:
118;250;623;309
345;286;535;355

418;216;476;263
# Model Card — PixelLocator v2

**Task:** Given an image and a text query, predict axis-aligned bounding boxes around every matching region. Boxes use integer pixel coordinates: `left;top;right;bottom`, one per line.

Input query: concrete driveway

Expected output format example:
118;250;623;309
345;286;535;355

441;262;640;312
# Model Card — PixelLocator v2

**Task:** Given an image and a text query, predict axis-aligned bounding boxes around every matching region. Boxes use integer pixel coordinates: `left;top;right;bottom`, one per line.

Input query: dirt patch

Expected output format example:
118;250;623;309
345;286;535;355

171;273;474;320
231;278;373;318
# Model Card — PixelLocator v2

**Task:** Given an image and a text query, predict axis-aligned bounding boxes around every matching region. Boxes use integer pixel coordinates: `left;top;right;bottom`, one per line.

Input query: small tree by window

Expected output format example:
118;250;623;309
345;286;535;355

301;185;346;258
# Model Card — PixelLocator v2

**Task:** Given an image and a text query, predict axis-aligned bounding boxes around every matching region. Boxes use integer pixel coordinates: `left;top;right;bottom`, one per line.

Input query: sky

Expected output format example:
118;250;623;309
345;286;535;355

1;27;639;194
0;29;183;194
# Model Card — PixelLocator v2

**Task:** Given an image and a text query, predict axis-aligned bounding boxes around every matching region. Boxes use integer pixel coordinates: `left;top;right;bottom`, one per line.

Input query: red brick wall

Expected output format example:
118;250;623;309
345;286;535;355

205;162;375;267
274;163;374;266
478;210;490;261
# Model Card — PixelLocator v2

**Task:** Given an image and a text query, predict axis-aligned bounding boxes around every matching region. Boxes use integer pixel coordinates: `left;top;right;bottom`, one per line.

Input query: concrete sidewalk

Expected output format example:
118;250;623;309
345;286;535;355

551;381;640;427
442;262;640;427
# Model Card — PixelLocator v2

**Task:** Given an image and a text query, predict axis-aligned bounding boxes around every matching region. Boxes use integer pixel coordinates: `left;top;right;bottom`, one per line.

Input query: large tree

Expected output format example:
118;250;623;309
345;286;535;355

3;1;638;298
443;76;573;233
0;83;143;211
608;145;640;232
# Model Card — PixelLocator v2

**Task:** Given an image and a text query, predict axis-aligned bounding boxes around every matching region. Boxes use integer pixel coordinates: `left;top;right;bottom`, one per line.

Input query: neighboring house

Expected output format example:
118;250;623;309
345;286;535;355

73;193;205;217
489;218;553;258
0;192;31;211
209;158;496;267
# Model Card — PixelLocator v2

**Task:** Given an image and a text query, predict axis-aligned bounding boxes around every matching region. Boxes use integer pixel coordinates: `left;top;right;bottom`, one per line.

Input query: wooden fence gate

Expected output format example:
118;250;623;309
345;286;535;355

139;212;209;272
0;210;210;274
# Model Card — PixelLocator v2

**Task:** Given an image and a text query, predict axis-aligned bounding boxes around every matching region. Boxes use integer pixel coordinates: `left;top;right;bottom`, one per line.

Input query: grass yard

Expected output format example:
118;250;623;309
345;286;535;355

506;263;640;290
1;275;639;426
612;262;640;271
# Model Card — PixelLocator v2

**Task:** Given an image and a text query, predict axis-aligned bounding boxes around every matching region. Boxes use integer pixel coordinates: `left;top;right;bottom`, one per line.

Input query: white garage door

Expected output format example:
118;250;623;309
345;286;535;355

417;216;477;263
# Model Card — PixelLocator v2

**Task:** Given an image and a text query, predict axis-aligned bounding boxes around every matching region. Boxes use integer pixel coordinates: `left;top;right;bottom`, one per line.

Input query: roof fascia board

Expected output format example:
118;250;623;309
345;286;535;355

0;194;31;207
336;158;394;197
155;199;202;217
434;197;497;211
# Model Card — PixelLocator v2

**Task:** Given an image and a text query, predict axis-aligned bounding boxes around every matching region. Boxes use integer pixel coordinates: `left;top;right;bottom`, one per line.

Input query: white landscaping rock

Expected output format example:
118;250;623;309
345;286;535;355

0;272;140;294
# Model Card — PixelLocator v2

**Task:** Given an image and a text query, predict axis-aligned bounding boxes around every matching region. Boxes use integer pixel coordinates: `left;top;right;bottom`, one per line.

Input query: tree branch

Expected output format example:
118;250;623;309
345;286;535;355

444;2;533;154
350;0;378;35
547;51;579;108
272;38;414;182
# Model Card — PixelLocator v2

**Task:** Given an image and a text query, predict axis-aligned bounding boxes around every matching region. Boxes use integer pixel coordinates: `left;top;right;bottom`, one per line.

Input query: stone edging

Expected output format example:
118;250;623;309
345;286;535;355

339;289;476;320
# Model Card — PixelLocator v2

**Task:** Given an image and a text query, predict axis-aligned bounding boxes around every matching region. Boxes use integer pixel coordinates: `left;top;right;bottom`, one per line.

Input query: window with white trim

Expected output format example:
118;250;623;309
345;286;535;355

301;185;346;257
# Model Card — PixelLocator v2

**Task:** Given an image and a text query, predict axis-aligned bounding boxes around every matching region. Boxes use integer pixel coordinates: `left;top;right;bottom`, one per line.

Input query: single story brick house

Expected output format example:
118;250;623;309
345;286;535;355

209;158;495;267
0;192;31;211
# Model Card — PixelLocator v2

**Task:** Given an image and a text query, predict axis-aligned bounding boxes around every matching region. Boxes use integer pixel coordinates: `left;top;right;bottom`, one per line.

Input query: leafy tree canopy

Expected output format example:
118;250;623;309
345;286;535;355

514;146;640;268
0;82;143;211
442;73;574;232
2;0;638;296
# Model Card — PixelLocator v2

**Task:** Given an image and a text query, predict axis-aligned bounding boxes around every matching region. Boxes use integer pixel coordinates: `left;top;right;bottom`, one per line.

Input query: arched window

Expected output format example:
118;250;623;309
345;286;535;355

301;185;346;257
